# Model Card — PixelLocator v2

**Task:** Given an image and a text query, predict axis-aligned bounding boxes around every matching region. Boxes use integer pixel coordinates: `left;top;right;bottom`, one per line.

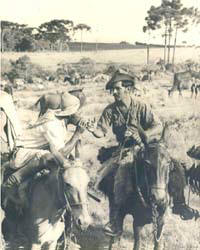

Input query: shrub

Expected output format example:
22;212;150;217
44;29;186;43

4;55;54;83
1;59;12;79
78;57;96;65
56;59;98;79
104;63;119;75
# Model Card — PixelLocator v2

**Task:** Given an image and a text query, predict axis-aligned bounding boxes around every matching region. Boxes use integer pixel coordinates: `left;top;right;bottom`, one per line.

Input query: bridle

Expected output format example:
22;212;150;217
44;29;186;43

135;150;171;208
144;158;171;191
57;166;89;212
142;156;171;242
55;166;89;249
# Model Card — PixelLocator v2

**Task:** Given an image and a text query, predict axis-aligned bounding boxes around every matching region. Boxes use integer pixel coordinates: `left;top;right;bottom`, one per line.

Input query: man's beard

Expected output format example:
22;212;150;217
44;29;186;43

113;94;121;102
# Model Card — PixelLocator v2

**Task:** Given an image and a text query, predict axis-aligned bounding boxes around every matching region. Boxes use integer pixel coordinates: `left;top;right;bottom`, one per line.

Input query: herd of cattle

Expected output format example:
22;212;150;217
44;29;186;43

1;62;200;99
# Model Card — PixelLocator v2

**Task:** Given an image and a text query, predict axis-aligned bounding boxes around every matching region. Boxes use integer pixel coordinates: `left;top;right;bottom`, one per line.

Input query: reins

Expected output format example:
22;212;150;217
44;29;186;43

134;156;149;208
57;166;87;212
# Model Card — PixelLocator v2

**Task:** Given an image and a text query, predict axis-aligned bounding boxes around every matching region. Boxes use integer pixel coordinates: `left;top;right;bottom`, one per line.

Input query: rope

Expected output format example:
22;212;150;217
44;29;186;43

187;183;191;206
144;163;150;198
134;160;148;208
115;100;132;162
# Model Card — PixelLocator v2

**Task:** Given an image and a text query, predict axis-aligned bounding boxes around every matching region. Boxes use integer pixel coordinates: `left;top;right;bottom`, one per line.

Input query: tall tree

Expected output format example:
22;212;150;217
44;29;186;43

143;6;162;65
1;21;37;51
1;21;23;51
38;19;74;51
74;24;91;52
144;0;199;66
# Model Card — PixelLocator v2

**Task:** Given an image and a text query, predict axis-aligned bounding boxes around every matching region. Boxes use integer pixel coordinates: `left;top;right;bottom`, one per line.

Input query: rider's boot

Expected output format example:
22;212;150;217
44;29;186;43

104;200;123;237
2;153;57;209
172;188;199;220
170;160;199;220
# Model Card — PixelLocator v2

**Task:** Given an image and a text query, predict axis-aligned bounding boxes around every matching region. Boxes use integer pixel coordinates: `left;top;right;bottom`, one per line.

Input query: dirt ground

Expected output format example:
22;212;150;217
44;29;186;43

1;50;200;249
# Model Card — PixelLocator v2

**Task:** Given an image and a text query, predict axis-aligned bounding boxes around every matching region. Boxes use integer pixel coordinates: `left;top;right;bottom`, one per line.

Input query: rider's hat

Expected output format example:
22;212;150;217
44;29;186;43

106;70;136;90
55;92;80;117
68;88;86;110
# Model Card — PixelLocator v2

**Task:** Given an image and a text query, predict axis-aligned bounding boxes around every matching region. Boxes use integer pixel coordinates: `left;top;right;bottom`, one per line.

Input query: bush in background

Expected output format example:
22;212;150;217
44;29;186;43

3;55;54;83
56;57;99;80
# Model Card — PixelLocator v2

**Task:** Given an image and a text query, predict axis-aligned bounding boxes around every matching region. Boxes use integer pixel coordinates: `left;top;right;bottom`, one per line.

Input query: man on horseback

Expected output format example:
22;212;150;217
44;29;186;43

2;91;84;210
87;70;198;237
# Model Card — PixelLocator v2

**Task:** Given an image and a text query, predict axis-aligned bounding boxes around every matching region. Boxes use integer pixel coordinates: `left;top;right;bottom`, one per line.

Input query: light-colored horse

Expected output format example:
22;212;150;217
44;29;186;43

2;165;92;250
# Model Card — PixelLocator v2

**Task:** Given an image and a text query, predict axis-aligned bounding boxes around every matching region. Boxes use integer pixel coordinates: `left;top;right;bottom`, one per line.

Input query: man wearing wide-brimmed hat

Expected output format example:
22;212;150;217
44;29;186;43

2;92;84;209
87;70;198;237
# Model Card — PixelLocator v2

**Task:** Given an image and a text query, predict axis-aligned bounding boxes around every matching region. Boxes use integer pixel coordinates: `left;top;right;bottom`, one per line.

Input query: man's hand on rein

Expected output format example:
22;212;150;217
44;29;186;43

124;130;132;138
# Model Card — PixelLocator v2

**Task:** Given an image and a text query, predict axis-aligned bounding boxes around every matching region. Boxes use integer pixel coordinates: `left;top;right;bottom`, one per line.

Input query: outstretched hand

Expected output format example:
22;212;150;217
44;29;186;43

79;117;96;133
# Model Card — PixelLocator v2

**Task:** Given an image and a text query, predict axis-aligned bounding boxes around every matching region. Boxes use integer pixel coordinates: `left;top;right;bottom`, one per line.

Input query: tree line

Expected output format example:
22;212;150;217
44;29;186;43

143;0;200;66
1;19;91;52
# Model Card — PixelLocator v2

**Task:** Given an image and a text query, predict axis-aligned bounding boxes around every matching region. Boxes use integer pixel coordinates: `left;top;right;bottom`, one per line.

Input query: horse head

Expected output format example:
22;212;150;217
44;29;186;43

144;142;170;208
142;125;171;241
60;165;92;230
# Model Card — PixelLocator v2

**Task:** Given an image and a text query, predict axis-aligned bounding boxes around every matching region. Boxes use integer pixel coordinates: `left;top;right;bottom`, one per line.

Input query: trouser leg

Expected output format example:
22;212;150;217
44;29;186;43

104;164;129;237
104;196;123;237
4;152;56;185
169;161;199;220
2;153;57;208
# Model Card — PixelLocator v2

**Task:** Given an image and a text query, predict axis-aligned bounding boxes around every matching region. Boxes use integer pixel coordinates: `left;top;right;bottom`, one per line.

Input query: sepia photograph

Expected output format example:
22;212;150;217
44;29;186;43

1;0;200;249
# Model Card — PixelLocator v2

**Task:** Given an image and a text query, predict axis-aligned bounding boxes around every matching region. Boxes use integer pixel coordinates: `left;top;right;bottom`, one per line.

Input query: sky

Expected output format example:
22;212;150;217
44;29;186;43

1;0;200;45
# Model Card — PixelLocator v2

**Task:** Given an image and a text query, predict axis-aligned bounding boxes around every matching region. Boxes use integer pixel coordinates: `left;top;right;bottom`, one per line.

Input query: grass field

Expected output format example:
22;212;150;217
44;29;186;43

2;47;200;70
1;49;200;250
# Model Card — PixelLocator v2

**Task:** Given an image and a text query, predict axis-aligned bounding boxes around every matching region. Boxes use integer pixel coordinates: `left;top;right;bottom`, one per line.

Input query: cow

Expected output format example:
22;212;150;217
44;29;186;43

168;70;200;97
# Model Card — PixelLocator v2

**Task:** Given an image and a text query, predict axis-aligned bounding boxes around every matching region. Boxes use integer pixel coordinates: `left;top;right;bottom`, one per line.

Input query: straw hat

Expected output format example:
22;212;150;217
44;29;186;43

55;92;80;117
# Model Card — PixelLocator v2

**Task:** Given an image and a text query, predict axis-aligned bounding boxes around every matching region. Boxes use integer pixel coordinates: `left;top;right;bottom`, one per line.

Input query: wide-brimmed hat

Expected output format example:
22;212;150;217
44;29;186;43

106;70;136;90
68;88;86;110
55;92;80;117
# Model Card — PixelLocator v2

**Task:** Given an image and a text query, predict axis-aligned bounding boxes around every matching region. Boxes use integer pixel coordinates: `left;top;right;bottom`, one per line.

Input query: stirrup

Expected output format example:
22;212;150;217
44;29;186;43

173;204;200;220
104;222;122;237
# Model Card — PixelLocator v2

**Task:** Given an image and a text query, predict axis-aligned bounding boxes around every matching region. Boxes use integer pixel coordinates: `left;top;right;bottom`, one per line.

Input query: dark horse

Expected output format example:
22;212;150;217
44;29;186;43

186;146;200;196
99;140;172;250
168;70;200;97
2;164;92;250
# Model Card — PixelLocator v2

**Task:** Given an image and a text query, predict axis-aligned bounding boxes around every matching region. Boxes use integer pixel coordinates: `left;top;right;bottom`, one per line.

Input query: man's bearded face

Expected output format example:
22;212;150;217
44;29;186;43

111;81;129;102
